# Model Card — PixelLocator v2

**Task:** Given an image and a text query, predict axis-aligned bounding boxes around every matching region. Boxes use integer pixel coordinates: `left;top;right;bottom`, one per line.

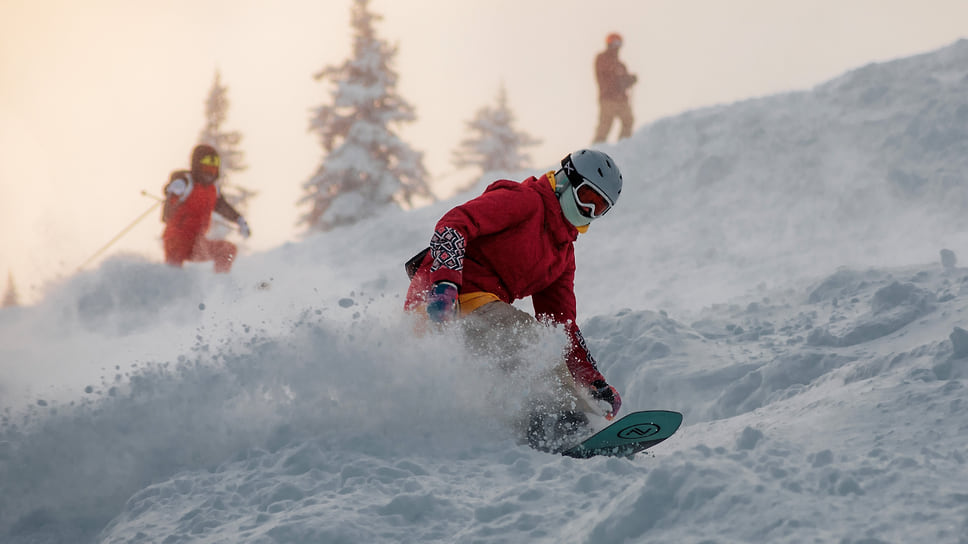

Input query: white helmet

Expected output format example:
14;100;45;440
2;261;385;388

555;149;623;227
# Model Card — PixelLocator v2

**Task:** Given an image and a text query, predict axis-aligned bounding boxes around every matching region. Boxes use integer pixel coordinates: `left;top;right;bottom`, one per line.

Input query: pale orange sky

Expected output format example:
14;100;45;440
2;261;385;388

1;0;967;303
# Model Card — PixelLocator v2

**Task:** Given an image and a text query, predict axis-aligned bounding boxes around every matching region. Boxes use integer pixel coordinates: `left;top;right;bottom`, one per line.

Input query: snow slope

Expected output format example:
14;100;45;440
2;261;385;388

2;40;968;544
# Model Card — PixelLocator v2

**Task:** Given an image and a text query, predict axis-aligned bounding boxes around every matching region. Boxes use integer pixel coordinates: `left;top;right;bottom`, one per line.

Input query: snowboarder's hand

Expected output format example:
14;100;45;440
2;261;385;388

426;281;459;323
590;379;622;420
237;217;251;239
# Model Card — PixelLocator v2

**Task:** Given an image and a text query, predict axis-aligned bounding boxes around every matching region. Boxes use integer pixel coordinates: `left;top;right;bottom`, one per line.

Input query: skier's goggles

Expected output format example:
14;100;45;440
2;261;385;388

200;154;221;167
573;180;613;218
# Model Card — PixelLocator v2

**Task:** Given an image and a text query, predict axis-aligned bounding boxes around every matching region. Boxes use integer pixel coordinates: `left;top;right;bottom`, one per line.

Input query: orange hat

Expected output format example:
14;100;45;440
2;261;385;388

606;33;622;47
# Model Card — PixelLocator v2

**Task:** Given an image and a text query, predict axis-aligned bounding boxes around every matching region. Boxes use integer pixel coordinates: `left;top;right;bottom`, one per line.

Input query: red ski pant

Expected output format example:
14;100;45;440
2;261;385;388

164;234;237;273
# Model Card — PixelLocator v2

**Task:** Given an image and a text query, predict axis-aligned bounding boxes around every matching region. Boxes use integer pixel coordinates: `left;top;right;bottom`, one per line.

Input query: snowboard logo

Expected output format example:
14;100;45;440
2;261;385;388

617;423;661;440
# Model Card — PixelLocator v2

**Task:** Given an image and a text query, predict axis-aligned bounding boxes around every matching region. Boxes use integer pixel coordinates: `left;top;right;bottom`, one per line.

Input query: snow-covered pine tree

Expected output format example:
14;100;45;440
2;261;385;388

452;84;541;183
299;0;432;232
198;69;255;238
2;271;20;308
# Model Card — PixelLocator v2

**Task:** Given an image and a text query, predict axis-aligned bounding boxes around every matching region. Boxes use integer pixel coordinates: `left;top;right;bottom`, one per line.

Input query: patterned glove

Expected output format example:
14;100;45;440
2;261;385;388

237;217;251;239
426;281;459;323
589;379;622;420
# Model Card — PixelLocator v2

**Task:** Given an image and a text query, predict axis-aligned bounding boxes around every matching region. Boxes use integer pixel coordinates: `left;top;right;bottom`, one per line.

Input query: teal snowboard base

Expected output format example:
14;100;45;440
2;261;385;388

562;410;683;459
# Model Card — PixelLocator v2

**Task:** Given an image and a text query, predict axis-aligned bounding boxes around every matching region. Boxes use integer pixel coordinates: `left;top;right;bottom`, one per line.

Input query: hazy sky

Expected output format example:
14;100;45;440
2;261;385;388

2;0;967;302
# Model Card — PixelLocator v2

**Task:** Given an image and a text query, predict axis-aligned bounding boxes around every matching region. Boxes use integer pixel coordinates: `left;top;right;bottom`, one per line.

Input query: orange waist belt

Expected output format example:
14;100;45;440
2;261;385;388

458;291;502;315
407;291;500;336
409;291;501;320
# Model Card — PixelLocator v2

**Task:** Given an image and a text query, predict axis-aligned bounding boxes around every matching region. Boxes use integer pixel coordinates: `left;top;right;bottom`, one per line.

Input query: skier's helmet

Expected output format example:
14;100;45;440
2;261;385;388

191;144;220;185
556;149;622;228
606;33;622;48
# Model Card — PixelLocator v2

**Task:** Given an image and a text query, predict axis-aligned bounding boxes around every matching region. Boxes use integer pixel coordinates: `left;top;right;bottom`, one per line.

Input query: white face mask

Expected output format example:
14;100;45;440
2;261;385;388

556;175;593;228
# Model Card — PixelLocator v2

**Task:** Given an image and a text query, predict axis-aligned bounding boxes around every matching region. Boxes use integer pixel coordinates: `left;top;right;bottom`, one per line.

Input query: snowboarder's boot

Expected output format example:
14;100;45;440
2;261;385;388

526;409;590;453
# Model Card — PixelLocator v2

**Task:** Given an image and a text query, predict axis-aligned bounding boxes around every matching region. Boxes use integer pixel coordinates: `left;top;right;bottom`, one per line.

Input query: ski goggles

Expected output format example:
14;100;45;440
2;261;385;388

198;154;220;177
573;179;614;218
200;154;221;167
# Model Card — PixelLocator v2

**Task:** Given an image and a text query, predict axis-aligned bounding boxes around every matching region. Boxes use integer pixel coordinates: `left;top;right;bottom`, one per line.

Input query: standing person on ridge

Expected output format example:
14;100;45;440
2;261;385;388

593;32;637;143
403;149;624;451
162;144;251;273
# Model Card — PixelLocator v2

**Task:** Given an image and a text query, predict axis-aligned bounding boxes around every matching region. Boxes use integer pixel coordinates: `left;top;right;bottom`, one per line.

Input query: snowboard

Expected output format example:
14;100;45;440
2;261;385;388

562;410;683;459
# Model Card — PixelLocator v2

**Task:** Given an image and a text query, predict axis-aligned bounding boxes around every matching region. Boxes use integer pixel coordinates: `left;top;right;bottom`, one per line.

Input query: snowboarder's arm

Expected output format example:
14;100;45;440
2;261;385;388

532;258;600;385
563;322;622;418
428;185;538;288
534;259;622;417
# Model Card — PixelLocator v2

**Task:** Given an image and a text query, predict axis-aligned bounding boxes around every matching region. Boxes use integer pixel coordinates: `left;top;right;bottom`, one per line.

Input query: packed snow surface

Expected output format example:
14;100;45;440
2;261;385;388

2;40;968;544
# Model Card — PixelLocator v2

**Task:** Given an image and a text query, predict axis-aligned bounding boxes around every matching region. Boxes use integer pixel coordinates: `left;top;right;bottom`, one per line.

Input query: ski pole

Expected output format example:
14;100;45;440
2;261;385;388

76;201;162;272
140;190;164;202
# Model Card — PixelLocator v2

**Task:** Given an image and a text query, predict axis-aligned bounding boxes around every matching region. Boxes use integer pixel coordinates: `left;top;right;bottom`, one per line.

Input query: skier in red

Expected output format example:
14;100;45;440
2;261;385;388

404;149;624;450
162;144;251;273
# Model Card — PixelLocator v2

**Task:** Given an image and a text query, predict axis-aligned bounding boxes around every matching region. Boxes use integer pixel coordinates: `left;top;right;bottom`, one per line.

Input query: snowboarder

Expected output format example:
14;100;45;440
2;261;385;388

593;32;637;143
162;144;251;273
404;149;624;450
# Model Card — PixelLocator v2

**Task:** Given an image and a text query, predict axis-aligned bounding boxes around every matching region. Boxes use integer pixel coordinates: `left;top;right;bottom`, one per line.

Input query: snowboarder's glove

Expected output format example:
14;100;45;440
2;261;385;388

237;217;251;239
426;281;459;323
590;379;622;420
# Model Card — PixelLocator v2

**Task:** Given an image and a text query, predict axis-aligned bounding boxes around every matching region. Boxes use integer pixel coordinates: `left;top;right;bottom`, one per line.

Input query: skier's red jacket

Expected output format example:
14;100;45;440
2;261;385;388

162;172;241;245
405;172;608;388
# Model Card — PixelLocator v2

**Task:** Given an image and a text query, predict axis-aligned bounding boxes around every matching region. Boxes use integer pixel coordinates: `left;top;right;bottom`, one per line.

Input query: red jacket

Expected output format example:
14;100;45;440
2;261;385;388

162;172;241;243
595;49;635;101
405;173;607;387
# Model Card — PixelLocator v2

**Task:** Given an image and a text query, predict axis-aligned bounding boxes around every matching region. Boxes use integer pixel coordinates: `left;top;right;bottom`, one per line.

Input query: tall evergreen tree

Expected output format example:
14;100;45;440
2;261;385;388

198;70;255;234
452;84;541;180
299;0;432;232
2;271;20;308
